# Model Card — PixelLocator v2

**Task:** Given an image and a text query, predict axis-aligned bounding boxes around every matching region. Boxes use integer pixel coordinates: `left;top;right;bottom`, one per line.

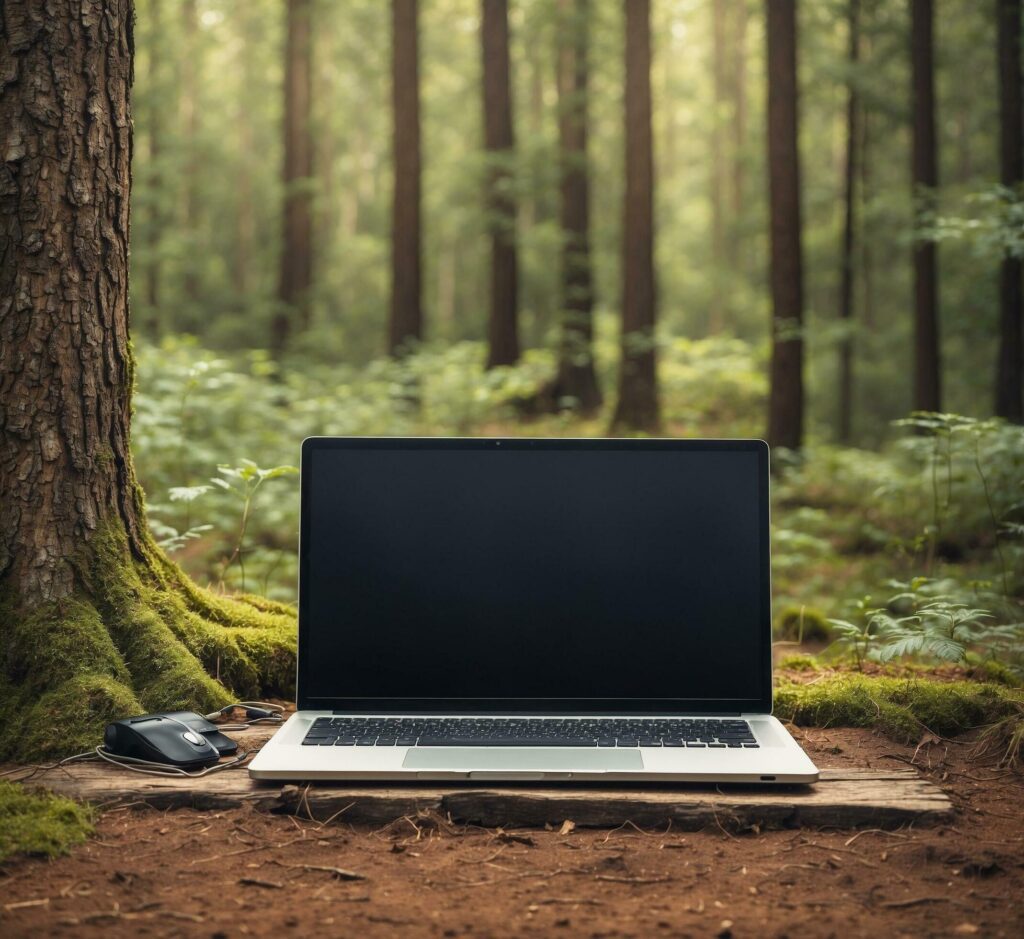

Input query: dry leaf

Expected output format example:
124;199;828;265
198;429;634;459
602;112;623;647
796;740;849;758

559;820;576;836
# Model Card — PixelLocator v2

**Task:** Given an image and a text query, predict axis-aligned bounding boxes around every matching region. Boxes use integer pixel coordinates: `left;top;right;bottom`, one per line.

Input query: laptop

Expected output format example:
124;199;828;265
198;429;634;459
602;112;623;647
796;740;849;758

249;437;819;784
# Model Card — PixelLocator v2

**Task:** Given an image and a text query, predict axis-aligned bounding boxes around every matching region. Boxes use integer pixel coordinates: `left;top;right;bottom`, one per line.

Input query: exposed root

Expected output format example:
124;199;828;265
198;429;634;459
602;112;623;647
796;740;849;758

0;527;296;761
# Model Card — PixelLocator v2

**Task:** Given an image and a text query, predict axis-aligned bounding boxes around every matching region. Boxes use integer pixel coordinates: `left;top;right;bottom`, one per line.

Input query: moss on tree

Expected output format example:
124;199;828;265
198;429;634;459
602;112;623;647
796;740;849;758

0;526;295;762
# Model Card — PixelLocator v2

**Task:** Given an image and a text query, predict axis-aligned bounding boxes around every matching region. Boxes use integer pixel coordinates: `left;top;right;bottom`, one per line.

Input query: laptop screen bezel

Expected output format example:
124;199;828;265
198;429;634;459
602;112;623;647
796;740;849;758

295;436;773;715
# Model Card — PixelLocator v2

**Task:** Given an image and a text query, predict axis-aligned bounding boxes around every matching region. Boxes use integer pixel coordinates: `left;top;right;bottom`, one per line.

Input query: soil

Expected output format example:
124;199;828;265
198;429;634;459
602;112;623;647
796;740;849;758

1;726;1021;938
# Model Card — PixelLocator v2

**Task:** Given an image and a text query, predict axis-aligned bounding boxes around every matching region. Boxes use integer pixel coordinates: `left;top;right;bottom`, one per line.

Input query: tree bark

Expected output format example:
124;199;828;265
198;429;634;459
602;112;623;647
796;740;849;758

709;0;728;333
765;0;805;451
837;0;861;443
482;0;520;368
272;0;315;357
389;0;423;357
611;0;660;433
731;0;748;226
0;0;295;762
144;0;164;327
996;0;1023;422
910;0;940;413
180;0;201;306
539;0;602;414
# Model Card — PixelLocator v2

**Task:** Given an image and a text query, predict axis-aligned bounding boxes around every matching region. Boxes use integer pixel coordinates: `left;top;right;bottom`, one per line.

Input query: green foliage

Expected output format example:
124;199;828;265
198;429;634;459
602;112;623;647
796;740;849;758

0;782;93;863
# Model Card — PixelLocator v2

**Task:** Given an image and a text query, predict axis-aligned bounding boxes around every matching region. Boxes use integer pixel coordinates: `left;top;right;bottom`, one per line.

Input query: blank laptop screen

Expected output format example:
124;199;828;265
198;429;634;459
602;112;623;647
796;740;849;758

300;441;768;707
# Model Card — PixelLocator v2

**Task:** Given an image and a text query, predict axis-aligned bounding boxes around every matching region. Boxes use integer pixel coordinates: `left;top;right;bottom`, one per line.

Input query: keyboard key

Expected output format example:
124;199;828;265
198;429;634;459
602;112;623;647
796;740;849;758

396;737;418;746
638;738;662;747
376;738;396;747
334;737;356;746
356;737;377;746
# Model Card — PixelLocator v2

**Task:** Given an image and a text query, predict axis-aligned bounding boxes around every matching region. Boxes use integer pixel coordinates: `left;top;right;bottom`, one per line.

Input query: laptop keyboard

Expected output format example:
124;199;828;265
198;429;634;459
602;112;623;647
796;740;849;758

300;717;759;748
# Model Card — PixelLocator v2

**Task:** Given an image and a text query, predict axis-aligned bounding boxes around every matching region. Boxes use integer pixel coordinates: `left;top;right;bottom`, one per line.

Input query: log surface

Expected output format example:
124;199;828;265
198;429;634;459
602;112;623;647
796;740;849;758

9;764;952;830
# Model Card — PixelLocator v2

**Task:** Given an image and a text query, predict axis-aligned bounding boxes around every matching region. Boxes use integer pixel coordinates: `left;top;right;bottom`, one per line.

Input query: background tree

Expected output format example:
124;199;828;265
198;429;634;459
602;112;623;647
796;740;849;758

910;0;940;413
611;0;660;433
180;0;202;308
272;0;315;357
541;0;602;414
766;0;805;451
0;0;295;761
389;0;423;357
837;0;862;443
482;0;520;368
996;0;1022;422
709;0;729;333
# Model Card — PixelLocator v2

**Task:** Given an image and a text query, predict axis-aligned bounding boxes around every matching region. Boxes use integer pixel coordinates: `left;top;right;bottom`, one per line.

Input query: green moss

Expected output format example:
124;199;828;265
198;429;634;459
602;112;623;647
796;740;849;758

1;524;295;761
964;657;1022;688
0;781;93;863
1;596;130;694
777;653;819;671
774;674;1024;743
773;605;832;642
12;674;141;761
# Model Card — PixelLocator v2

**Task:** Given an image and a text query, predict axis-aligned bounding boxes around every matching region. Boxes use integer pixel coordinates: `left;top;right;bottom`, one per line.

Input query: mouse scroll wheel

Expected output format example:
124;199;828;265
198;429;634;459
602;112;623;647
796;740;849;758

183;730;205;746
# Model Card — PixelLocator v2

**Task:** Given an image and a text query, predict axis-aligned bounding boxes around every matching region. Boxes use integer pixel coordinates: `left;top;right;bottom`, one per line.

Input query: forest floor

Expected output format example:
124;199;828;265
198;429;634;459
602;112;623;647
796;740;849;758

1;724;1021;938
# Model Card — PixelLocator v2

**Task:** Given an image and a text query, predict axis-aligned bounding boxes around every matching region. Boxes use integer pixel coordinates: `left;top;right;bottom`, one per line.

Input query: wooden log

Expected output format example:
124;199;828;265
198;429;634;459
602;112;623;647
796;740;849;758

6;764;952;830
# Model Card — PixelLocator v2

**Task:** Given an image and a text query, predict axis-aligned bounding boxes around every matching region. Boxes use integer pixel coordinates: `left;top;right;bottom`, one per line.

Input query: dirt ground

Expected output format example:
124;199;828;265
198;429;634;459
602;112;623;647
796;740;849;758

1;726;1021;939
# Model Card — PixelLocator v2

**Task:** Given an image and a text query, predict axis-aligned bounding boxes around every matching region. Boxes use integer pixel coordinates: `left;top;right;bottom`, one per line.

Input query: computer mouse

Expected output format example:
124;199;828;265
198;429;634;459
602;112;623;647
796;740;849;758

104;713;221;767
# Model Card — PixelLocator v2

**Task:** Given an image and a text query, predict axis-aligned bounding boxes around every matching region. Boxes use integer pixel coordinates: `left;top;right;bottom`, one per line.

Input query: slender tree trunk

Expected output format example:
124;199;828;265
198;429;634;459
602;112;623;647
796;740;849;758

837;0;861;443
233;2;258;299
181;0;201;305
911;0;940;413
765;0;805;451
611;0;660;433
539;0;602;414
996;0;1023;422
0;0;295;762
709;0;728;333
731;0;748;226
272;0;315;357
145;0;164;327
389;0;423;357
860;83;875;330
482;0;520;368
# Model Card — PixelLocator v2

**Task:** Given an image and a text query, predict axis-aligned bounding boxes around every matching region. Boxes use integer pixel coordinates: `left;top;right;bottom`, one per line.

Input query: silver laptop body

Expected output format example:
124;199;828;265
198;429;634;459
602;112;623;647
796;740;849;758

250;437;819;784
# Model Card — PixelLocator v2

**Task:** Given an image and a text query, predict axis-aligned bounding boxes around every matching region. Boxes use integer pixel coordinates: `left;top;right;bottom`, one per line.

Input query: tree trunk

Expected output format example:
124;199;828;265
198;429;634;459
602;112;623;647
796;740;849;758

708;0;730;334
910;0;940;413
389;0;423;357
731;0;748;226
233;1;258;300
611;0;660;433
0;0;295;762
271;0;315;357
837;0;861;443
482;0;520;368
144;0;164;328
996;0;1023;422
538;0;602;415
765;0;805;451
181;0;201;306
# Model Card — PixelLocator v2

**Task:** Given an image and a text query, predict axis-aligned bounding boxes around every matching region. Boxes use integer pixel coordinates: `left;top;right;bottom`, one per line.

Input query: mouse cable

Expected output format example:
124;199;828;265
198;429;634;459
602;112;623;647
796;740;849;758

0;749;98;783
89;746;256;778
204;701;286;729
1;745;257;782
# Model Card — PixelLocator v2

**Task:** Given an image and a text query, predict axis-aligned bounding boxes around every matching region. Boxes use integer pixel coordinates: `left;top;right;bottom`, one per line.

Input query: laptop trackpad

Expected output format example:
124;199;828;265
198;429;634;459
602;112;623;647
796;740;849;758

402;748;643;771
